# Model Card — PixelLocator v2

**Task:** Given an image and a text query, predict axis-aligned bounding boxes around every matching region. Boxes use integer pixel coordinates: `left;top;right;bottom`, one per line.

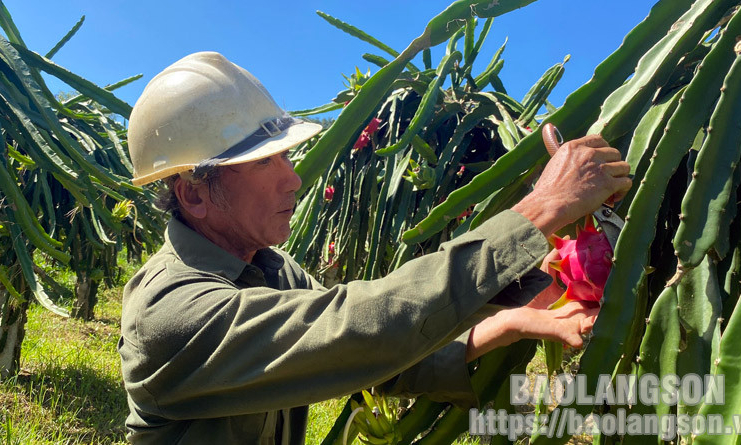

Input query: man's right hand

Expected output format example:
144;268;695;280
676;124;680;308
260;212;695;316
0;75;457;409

512;134;632;237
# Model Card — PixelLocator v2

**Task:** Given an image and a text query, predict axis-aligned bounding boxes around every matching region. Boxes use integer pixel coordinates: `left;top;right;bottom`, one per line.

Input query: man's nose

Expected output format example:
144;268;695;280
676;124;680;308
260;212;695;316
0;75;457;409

280;156;302;193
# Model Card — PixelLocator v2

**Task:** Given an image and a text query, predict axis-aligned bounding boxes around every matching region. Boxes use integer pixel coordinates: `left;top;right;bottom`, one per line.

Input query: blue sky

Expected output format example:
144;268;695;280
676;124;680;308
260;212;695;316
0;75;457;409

4;1;654;115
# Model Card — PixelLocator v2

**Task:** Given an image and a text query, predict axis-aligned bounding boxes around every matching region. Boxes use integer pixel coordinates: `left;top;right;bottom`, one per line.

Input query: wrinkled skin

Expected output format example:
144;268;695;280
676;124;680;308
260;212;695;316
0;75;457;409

512;133;632;237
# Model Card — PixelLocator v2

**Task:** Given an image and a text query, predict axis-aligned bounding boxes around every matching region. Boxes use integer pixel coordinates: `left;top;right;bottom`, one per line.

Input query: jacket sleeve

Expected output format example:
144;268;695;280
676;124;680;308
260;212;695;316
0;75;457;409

297;255;486;409
378;267;551;409
119;210;550;420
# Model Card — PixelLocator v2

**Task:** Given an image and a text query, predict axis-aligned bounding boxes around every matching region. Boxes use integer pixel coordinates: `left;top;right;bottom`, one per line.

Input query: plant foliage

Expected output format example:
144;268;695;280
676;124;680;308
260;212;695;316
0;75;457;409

291;0;741;443
0;2;163;377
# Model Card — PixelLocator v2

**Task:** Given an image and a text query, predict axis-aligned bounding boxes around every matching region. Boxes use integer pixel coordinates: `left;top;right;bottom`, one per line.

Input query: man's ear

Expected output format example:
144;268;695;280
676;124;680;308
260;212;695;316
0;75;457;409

173;176;209;219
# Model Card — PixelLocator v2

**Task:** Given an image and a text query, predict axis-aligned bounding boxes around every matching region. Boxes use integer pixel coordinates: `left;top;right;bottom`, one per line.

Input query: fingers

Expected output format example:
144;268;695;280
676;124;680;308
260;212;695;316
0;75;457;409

581;313;597;334
552;300;593;316
564;304;598;347
561;137;622;164
540;248;562;275
522;130;633;233
587;151;633;206
601;161;633;203
562;332;584;349
554;142;624;172
503;302;600;349
610;176;634;202
562;310;598;348
566;133;609;150
526;248;566;309
600;161;631;177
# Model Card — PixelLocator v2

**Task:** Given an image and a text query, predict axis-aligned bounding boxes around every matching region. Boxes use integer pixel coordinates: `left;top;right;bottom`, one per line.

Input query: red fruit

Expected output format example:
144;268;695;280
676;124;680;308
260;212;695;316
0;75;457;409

547;216;613;308
365;118;382;134
456;206;473;222
352;118;383;151
353;132;371;151
324;186;335;201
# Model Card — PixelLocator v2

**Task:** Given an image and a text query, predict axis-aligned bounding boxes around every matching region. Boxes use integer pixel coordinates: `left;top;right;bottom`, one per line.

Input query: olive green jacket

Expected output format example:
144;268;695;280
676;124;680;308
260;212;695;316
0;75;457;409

118;210;550;444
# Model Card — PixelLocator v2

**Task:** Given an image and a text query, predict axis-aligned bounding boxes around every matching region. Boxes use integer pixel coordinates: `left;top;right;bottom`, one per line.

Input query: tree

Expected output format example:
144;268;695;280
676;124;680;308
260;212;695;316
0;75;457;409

0;9;163;377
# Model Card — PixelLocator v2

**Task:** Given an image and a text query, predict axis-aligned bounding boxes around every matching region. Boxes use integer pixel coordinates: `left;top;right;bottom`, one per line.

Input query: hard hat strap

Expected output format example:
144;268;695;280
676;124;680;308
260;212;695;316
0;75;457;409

194;115;299;175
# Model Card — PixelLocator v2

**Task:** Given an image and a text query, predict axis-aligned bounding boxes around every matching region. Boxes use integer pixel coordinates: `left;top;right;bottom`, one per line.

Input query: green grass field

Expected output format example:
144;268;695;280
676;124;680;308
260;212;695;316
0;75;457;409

0;290;128;444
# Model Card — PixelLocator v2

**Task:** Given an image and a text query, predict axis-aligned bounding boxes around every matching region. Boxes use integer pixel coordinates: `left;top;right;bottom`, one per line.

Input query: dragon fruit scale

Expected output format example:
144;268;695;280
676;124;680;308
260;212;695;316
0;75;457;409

547;216;613;309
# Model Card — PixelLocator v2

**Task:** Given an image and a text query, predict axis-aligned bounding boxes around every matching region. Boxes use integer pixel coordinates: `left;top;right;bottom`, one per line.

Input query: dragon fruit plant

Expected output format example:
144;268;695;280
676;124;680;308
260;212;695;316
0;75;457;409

299;0;741;443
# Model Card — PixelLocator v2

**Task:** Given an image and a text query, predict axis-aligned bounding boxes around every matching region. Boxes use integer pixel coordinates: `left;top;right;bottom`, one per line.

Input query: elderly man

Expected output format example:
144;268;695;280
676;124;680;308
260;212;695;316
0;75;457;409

119;52;631;444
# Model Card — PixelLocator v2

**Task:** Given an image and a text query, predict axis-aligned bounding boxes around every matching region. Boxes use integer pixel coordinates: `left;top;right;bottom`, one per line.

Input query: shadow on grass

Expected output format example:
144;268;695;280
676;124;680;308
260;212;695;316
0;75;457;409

10;363;127;443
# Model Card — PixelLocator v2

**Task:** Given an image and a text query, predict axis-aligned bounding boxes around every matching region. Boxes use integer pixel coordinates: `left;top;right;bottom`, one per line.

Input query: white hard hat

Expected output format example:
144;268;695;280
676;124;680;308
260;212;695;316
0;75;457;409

127;51;322;186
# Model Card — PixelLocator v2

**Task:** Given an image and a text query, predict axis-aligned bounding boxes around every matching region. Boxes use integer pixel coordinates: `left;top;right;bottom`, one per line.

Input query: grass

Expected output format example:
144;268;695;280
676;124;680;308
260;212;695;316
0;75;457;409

0;290;357;444
0;290;128;444
308;397;348;441
0;257;590;444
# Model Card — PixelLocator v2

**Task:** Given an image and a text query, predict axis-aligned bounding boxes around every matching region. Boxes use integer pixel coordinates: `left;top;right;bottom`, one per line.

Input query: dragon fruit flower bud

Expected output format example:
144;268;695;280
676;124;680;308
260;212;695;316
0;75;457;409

353;132;371;151
365;117;382;134
352;118;383;151
324;186;335;202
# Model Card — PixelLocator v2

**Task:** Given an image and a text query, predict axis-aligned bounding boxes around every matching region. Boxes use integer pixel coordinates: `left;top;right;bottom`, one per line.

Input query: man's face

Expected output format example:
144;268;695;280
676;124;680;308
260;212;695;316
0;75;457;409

204;150;302;254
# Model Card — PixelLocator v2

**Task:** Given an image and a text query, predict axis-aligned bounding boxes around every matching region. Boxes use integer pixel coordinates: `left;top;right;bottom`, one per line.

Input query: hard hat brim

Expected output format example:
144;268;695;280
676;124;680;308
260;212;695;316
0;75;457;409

131;118;322;186
209;118;322;168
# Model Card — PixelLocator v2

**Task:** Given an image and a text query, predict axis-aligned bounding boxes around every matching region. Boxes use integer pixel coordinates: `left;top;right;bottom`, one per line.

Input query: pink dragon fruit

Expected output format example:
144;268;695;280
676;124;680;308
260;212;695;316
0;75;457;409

548;216;613;309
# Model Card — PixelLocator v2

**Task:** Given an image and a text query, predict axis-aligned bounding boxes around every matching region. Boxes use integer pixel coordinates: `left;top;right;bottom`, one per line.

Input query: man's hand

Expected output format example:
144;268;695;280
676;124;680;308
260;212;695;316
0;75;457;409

465;300;598;362
512;134;632;237
464;246;599;362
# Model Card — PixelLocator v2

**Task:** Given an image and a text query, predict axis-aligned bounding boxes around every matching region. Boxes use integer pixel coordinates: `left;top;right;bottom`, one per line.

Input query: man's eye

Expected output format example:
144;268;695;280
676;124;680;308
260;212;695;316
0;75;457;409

257;157;271;165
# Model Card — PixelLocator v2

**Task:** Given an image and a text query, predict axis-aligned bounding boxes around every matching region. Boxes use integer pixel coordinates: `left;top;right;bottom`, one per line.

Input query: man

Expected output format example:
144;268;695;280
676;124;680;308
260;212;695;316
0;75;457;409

119;51;631;444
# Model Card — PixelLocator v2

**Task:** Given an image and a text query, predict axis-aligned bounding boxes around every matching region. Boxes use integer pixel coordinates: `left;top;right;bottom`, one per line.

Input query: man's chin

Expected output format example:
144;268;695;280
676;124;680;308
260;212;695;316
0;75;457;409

275;228;292;246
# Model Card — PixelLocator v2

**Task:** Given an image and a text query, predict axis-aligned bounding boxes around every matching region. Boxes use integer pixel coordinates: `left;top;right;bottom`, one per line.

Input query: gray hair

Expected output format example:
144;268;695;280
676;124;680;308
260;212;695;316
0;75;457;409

155;166;230;219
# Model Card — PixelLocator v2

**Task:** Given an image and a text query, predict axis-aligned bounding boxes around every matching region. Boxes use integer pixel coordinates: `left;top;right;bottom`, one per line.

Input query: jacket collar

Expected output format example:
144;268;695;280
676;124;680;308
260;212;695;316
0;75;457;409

165;217;284;281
